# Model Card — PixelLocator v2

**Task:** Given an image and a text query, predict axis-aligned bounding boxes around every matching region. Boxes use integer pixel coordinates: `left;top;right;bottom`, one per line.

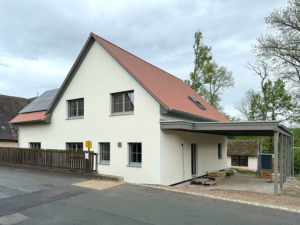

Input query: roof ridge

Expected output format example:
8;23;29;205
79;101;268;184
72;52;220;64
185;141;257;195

0;94;32;100
92;33;183;82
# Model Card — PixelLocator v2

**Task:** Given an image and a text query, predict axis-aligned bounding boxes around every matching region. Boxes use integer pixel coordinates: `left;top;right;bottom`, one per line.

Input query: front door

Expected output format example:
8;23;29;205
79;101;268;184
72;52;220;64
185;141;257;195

191;144;197;176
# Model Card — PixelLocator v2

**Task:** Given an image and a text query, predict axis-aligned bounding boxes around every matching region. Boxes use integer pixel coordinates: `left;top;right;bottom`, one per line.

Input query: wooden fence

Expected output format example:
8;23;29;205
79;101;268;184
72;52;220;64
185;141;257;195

0;147;98;173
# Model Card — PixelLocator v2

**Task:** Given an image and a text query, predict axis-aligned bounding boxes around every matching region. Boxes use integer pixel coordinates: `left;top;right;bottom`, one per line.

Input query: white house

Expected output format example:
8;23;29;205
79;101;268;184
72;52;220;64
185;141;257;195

10;32;237;185
227;140;260;171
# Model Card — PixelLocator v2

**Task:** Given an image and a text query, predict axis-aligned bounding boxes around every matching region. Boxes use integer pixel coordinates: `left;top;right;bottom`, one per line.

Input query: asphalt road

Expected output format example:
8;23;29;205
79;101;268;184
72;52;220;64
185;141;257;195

0;166;299;225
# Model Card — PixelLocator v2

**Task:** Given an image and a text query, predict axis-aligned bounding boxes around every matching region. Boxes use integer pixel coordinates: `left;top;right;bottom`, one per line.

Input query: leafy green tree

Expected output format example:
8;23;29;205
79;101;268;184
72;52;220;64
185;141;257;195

185;31;234;110
184;31;212;93
200;62;234;110
236;79;298;153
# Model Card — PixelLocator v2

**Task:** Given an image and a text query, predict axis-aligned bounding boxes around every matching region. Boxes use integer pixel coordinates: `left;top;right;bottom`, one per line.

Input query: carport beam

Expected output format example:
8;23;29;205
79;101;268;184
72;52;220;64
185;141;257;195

280;133;283;189
274;131;279;196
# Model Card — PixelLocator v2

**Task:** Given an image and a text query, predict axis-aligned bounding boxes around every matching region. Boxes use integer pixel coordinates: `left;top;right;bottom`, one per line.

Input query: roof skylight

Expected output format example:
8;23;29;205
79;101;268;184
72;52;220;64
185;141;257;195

189;96;206;110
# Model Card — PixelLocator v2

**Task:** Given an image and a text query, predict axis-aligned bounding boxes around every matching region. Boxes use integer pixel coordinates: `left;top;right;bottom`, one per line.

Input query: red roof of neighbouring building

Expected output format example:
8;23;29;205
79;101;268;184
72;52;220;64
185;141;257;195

10;111;50;124
92;33;229;122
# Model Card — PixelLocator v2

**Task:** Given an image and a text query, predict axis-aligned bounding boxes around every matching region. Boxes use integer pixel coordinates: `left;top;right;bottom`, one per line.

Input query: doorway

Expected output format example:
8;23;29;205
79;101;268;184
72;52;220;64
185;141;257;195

191;144;197;176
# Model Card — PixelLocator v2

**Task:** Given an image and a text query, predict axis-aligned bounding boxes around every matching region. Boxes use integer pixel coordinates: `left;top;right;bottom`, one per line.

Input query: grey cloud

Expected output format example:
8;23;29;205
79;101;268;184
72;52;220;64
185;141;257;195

0;0;289;116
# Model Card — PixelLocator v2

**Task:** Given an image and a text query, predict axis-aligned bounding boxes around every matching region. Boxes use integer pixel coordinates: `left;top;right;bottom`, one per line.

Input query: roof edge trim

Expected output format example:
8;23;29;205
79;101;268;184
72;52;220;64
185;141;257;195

167;109;219;122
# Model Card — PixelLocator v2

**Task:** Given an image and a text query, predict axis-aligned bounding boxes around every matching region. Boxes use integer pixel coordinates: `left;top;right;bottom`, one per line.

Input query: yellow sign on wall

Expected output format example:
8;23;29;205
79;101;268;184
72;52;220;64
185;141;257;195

85;141;92;148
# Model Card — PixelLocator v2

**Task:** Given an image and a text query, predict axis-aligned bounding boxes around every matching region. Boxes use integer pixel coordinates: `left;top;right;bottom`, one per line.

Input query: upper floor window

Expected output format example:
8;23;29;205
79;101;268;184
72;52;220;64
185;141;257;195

112;91;134;114
66;143;83;151
30;142;41;149
68;99;84;118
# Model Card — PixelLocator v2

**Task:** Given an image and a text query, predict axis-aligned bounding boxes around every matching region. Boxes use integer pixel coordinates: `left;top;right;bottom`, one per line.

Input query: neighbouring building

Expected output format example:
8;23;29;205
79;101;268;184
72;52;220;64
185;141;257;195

227;140;260;171
0;95;35;147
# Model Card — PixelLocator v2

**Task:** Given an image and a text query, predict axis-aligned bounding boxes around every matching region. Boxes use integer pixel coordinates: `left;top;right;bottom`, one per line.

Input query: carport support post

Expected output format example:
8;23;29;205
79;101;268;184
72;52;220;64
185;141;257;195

280;133;283;189
274;131;279;196
288;137;291;178
284;135;287;183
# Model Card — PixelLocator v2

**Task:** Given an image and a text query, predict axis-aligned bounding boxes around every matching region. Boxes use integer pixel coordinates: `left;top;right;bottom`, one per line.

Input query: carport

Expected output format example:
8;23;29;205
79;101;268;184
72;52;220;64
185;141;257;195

160;120;294;196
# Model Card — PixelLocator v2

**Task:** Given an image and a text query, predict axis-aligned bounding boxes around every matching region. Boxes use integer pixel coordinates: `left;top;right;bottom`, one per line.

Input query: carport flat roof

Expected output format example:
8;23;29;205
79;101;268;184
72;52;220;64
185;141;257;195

160;120;292;137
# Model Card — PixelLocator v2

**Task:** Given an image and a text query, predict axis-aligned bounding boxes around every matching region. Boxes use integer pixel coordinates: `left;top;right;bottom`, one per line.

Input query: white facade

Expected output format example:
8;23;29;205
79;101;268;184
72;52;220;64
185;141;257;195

227;156;257;171
18;41;227;185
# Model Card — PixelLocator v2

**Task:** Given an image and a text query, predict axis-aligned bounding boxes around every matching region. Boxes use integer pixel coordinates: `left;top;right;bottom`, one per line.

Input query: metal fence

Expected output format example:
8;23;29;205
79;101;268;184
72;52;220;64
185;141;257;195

0;147;98;173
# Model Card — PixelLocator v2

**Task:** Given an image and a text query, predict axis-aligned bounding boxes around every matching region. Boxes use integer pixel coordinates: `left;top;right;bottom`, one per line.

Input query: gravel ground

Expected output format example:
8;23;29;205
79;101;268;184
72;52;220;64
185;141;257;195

73;179;122;190
188;173;277;194
144;174;300;212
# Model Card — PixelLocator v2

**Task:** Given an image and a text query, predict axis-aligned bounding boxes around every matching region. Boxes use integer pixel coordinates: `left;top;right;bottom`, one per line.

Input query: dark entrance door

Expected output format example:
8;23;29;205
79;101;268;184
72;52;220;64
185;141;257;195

191;144;197;176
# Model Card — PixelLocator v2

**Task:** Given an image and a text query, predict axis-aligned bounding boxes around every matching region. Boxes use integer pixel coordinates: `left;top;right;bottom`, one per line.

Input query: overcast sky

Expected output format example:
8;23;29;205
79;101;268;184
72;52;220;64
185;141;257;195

0;0;288;117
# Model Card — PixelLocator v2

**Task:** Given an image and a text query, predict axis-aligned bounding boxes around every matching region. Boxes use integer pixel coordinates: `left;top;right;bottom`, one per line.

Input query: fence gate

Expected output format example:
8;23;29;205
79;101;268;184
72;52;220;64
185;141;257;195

0;147;98;173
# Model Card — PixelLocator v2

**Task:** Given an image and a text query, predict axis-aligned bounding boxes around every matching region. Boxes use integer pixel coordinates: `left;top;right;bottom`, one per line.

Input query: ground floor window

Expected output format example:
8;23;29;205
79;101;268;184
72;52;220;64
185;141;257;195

232;156;248;167
66;143;83;151
29;142;41;149
129;143;142;166
100;143;110;164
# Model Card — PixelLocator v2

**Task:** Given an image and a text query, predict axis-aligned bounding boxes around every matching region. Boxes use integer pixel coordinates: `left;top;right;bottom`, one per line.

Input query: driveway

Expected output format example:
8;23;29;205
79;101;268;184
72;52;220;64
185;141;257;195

0;166;299;225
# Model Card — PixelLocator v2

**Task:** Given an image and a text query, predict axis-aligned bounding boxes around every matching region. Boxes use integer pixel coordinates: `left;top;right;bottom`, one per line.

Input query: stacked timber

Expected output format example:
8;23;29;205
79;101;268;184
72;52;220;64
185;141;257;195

260;171;271;179
206;171;226;181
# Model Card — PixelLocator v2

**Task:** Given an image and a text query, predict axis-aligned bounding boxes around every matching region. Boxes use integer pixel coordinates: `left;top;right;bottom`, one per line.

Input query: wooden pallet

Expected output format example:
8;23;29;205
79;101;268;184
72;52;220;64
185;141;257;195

206;176;225;181
191;178;210;184
202;181;216;186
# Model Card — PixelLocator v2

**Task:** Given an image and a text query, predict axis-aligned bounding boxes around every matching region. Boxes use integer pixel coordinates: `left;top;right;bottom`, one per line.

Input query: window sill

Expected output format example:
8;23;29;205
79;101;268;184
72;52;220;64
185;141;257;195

127;164;142;168
98;162;110;165
66;117;84;120
110;112;134;117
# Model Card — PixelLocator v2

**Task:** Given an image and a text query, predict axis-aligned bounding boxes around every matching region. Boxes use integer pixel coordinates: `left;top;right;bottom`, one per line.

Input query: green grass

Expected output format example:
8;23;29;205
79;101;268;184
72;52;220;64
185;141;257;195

231;168;256;174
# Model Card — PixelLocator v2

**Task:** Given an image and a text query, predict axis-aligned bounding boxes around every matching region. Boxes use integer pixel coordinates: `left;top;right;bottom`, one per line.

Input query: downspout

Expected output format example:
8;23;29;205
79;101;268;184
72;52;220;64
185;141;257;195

182;143;185;181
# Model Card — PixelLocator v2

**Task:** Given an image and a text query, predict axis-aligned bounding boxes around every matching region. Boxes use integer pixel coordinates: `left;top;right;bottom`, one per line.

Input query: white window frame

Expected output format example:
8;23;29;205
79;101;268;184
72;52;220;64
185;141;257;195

218;143;222;159
29;142;41;149
67;98;84;119
111;91;134;115
128;143;142;167
99;143;110;165
66;142;83;151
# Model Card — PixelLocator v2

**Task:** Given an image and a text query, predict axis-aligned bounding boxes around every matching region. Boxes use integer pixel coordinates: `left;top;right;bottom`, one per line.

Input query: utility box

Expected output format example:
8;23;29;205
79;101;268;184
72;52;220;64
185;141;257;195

257;153;274;172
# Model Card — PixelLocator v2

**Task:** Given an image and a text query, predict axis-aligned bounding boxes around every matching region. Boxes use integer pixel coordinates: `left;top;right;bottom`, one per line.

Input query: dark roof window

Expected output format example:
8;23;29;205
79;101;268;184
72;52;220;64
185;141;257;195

189;96;206;110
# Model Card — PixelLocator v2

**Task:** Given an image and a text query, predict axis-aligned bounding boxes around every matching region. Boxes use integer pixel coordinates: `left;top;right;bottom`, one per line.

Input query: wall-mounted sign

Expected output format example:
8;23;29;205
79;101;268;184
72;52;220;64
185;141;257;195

86;141;92;148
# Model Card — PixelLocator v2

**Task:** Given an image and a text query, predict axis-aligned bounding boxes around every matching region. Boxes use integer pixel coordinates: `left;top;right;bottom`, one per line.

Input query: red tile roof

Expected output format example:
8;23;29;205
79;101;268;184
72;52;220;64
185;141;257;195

92;33;229;122
10;111;50;124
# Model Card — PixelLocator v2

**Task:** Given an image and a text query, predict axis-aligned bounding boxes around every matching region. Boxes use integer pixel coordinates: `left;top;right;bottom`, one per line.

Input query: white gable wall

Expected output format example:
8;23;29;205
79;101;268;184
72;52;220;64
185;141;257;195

19;41;161;184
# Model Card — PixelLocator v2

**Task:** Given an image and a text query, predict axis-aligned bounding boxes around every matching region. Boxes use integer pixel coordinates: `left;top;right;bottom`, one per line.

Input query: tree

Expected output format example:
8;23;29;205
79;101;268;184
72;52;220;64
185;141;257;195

253;0;300;92
184;31;212;93
235;79;298;153
200;62;234;110
185;31;234;110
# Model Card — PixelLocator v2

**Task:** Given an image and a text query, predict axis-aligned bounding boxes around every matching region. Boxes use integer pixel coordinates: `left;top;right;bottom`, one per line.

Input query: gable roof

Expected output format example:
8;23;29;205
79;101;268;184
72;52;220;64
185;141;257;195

0;95;35;141
227;140;260;156
46;33;229;122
